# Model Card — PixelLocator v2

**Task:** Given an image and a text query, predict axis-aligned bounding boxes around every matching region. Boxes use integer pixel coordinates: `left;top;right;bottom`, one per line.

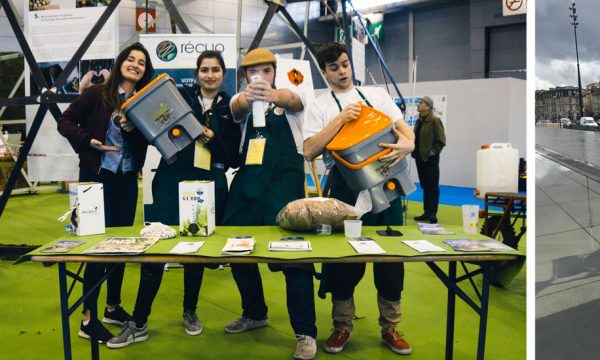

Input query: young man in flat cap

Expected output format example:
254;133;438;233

304;42;414;356
223;47;317;360
412;96;446;224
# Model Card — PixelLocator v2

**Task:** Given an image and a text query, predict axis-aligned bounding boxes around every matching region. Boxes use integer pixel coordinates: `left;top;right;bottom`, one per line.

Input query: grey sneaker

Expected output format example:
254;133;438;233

224;316;268;334
183;310;203;336
106;321;148;349
294;335;317;360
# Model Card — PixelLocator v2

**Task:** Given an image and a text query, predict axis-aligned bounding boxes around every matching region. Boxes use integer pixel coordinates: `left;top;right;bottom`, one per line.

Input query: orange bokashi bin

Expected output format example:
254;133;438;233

325;103;415;214
326;103;395;169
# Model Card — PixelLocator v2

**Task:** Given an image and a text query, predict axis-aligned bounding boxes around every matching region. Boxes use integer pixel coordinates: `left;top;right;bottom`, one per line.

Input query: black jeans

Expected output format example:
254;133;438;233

80;168;137;313
131;263;208;326
415;154;440;216
231;264;317;338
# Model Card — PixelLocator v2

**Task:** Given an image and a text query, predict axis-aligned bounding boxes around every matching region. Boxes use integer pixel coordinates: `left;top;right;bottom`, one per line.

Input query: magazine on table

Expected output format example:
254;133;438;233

221;237;255;255
402;240;446;253
40;240;85;253
83;237;159;255
268;241;312;252
442;239;514;252
417;223;455;235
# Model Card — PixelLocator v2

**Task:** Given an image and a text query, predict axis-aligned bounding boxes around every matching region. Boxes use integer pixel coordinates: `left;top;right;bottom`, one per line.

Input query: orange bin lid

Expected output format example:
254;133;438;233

121;73;171;111
326;103;393;151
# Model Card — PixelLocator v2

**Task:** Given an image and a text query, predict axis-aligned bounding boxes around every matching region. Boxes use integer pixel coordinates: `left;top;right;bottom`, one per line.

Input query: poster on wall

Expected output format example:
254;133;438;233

24;3;118;181
396;95;448;128
139;34;237;220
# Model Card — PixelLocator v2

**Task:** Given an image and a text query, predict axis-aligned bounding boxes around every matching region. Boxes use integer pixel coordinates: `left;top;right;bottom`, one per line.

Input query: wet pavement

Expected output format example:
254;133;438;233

536;128;600;358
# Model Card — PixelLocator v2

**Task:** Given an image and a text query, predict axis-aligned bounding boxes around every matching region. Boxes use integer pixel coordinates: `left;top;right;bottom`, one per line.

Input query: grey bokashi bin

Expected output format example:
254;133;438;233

121;73;205;164
326;105;416;214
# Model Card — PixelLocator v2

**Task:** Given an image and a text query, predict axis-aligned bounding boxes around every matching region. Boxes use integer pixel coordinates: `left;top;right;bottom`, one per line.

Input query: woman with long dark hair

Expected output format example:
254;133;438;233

57;42;154;343
107;50;241;348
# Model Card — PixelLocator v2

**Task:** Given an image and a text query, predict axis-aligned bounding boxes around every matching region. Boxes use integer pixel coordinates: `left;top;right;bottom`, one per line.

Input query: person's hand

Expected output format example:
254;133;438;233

79;71;96;94
98;69;111;81
119;113;135;132
90;138;119;152
378;127;415;168
198;127;214;144
244;79;278;103
336;103;361;125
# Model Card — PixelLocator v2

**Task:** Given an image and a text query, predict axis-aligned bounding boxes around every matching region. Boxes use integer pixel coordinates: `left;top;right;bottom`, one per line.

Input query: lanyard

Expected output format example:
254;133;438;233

198;94;217;129
330;87;372;112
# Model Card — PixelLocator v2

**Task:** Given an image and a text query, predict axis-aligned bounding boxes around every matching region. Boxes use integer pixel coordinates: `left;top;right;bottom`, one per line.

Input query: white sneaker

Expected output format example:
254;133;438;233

294;335;317;360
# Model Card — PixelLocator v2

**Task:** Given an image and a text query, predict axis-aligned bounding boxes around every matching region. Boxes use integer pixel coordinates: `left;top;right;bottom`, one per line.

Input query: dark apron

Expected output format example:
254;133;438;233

147;101;228;225
223;106;304;226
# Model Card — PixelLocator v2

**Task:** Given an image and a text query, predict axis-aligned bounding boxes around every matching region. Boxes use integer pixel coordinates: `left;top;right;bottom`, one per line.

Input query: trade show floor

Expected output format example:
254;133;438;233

0;190;525;359
536;154;600;359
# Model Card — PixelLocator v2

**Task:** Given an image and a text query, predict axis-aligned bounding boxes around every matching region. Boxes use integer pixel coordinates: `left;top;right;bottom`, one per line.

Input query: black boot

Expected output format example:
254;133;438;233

414;213;430;221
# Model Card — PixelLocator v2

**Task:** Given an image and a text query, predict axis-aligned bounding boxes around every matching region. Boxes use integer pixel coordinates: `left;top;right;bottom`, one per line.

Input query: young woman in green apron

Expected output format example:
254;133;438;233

107;51;241;348
221;48;317;360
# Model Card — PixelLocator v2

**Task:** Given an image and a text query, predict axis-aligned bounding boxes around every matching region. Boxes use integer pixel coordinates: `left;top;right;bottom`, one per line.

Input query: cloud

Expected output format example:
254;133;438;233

536;0;600;88
536;58;600;89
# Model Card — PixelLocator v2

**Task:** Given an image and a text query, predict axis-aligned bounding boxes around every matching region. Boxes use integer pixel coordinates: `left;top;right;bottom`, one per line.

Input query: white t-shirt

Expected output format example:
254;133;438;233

303;86;404;167
230;86;306;155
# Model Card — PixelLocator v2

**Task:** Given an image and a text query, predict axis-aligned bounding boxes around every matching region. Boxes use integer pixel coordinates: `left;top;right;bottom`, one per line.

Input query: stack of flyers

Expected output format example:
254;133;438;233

40;240;85;253
417;223;455;235
268;241;312;252
221;237;255;255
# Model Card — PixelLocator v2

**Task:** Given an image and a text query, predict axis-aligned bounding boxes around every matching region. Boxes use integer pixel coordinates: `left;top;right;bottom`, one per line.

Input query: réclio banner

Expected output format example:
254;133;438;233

24;2;118;181
139;34;237;95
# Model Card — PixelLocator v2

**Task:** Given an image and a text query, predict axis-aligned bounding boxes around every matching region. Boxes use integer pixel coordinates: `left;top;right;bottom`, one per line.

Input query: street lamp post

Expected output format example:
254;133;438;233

570;1;584;119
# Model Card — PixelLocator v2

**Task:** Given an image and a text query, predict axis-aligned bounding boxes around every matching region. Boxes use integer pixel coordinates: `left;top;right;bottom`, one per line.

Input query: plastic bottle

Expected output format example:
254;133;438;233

251;74;266;128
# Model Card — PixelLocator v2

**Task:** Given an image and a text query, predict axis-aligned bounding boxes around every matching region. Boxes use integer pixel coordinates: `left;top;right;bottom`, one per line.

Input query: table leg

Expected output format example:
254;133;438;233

445;261;457;360
58;263;72;360
477;263;491;360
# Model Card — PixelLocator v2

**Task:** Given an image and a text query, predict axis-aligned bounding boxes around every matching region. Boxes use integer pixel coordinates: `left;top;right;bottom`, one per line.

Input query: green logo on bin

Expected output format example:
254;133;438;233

156;41;177;62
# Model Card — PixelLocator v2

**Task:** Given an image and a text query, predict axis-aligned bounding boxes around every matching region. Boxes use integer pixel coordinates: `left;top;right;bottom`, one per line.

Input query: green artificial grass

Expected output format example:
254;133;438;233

0;191;526;359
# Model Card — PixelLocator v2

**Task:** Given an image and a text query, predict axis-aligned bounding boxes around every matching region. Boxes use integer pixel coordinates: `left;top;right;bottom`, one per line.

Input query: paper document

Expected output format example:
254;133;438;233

170;241;205;254
402;240;446;253
268;241;312;252
348;240;386;254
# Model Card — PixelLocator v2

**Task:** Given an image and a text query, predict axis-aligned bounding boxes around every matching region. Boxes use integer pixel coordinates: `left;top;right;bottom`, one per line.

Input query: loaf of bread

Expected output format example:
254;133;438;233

276;197;359;232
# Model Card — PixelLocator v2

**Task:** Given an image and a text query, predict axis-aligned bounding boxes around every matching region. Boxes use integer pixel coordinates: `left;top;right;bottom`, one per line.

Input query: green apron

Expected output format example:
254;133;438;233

223;106;304;226
148;103;228;225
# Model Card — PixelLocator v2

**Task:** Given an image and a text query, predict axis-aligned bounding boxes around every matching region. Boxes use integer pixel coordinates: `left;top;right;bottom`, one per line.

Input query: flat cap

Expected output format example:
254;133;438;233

240;48;277;68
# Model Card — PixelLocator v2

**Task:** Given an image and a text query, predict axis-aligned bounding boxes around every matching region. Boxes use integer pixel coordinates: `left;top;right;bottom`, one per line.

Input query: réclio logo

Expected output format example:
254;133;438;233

156;41;177;62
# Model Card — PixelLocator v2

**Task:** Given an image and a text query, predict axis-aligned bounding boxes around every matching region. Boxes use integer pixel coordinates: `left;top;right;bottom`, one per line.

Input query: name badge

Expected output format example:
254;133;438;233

245;138;266;165
194;141;211;170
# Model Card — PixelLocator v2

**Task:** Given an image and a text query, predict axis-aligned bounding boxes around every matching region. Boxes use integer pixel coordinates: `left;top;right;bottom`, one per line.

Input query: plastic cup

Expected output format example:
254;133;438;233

462;205;479;234
344;220;362;238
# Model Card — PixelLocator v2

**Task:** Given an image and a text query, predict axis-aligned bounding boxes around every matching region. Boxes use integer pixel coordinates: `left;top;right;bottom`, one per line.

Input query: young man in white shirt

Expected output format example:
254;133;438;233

304;42;414;356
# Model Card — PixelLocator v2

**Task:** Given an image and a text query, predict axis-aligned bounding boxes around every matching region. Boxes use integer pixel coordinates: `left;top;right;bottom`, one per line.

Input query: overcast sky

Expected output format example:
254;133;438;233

536;0;600;89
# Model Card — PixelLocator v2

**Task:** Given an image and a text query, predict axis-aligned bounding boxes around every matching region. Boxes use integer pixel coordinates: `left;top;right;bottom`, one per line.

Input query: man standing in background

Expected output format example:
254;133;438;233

412;96;446;224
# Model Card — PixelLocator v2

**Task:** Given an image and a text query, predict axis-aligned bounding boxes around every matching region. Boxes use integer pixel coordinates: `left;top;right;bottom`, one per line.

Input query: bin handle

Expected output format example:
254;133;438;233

330;148;392;170
489;143;512;149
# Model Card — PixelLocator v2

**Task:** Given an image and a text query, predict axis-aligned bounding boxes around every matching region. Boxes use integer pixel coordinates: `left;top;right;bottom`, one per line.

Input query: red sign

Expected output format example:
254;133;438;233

136;7;156;33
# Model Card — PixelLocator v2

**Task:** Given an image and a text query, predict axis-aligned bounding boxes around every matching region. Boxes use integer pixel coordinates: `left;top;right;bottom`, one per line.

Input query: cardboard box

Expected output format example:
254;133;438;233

69;182;105;236
179;181;215;236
